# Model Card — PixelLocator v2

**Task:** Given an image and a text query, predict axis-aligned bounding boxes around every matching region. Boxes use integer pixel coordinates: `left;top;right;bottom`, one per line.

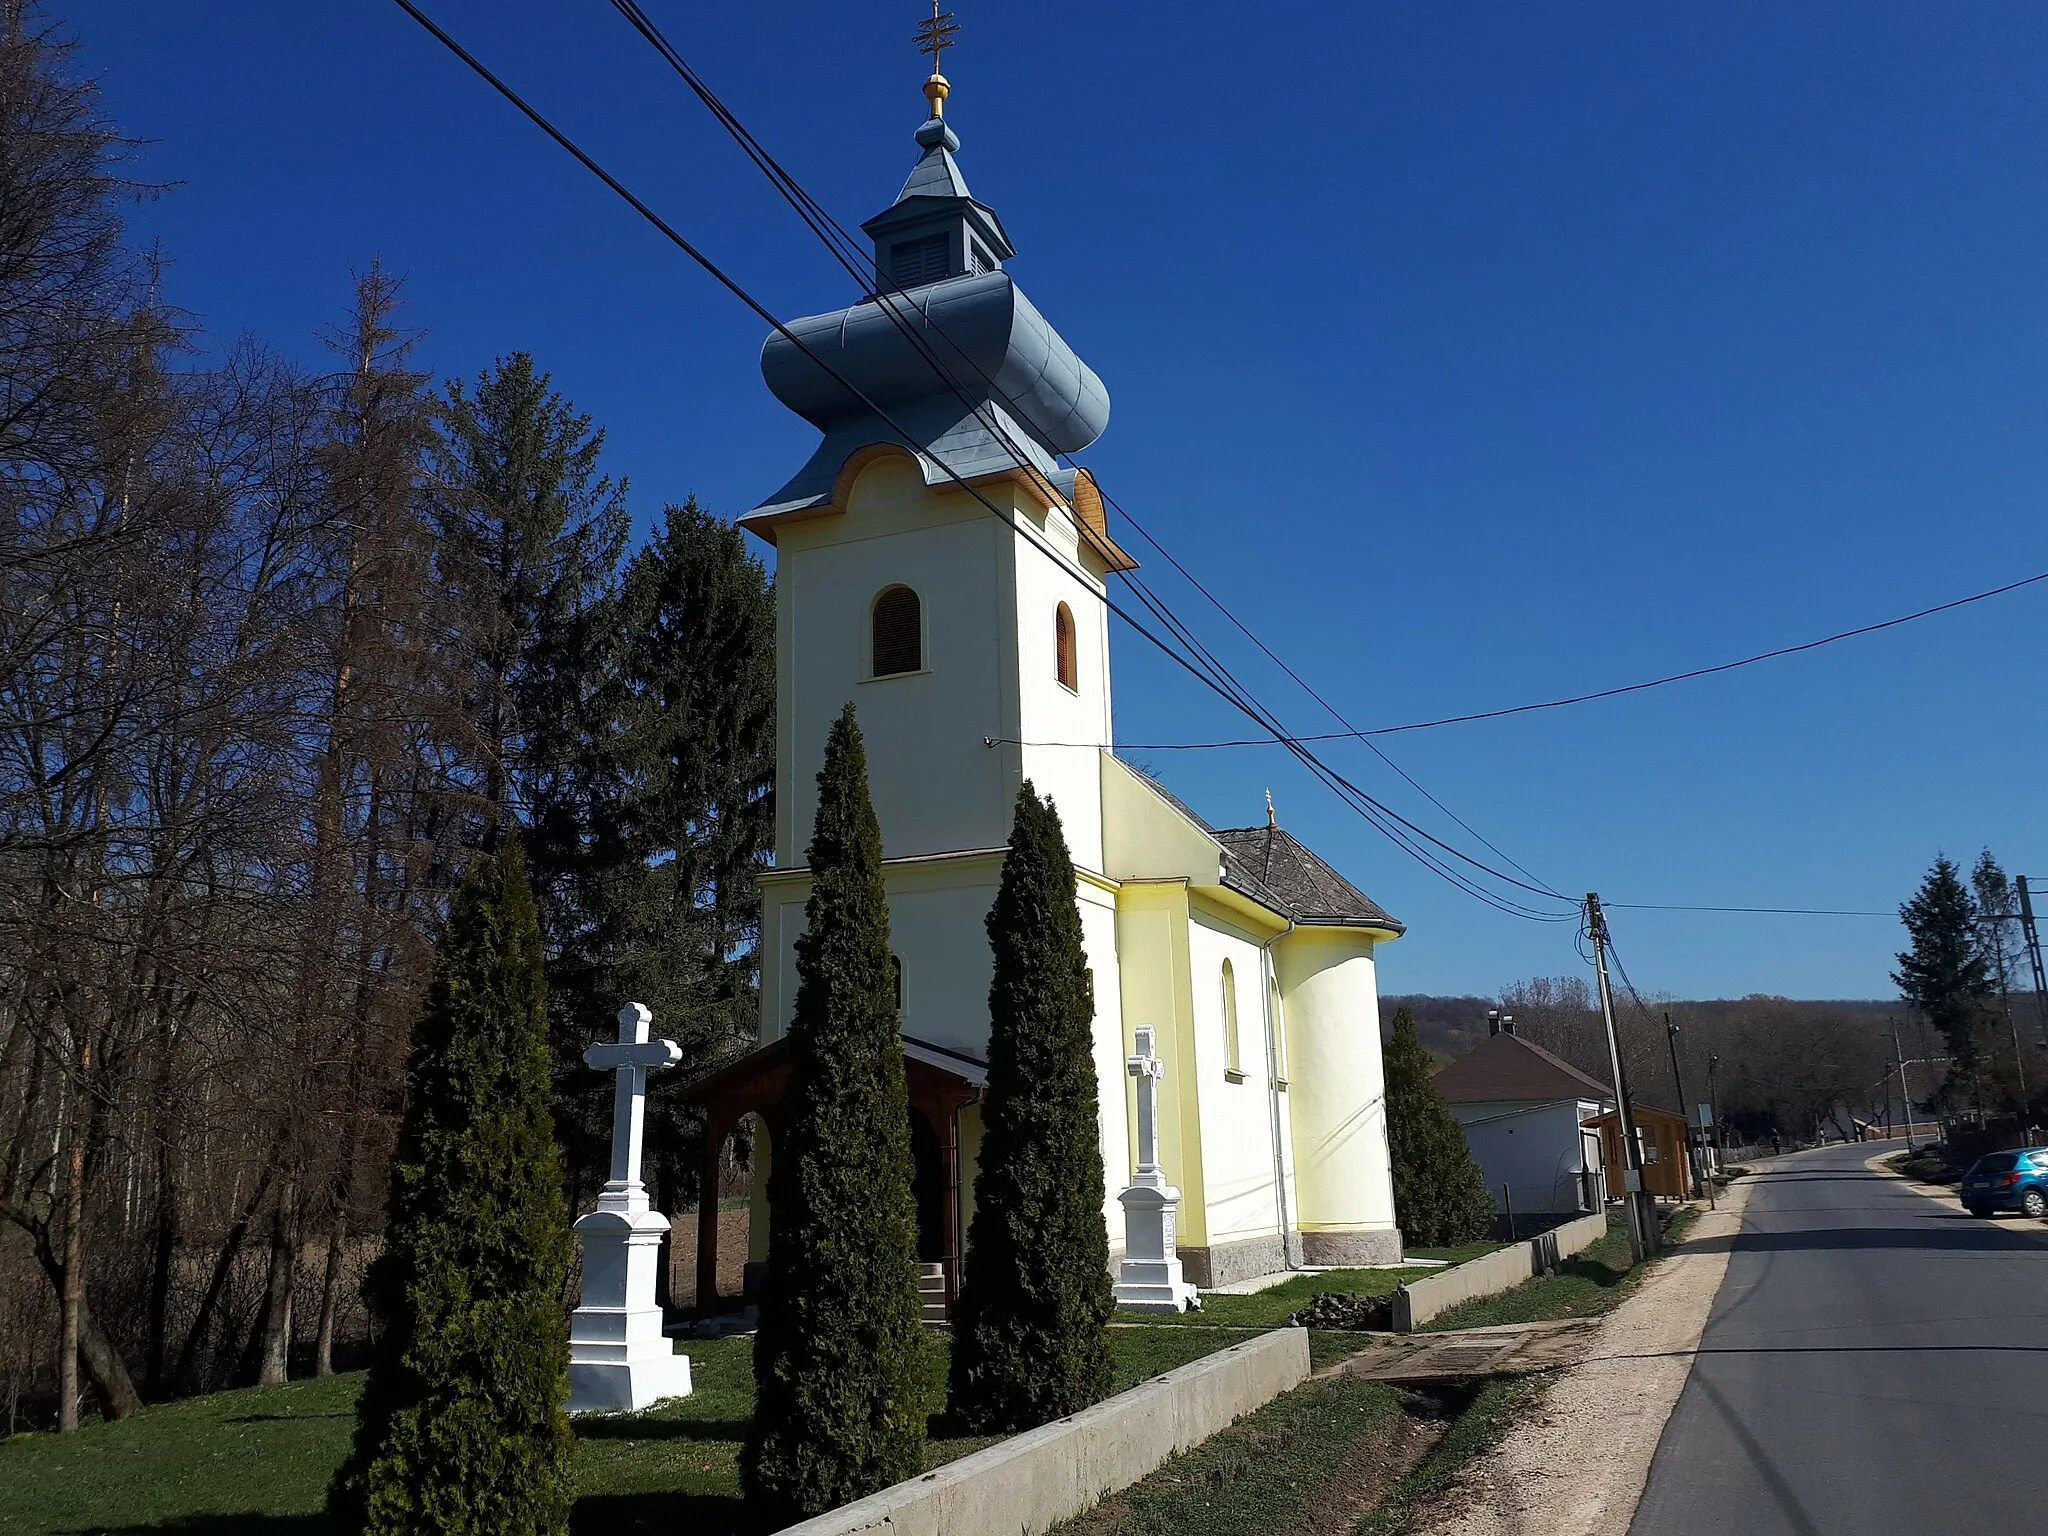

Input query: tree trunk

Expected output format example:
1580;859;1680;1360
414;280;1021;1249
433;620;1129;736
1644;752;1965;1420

312;1200;348;1377
257;1183;298;1387
57;1038;88;1432
175;1134;282;1390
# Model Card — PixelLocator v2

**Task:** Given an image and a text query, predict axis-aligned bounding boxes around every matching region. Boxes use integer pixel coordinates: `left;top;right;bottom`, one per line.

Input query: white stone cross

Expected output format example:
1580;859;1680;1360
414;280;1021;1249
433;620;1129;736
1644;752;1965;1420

1115;1024;1196;1312
586;1002;683;1211
568;1001;692;1413
1127;1025;1166;1190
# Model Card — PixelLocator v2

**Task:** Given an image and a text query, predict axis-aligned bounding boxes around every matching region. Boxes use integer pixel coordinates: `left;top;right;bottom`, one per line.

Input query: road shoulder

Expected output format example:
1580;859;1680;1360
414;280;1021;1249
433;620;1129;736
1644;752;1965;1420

1405;1178;1757;1536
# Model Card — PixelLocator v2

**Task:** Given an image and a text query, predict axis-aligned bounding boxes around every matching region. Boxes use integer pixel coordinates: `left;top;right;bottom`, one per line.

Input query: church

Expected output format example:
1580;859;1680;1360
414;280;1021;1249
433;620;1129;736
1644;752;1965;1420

680;56;1406;1312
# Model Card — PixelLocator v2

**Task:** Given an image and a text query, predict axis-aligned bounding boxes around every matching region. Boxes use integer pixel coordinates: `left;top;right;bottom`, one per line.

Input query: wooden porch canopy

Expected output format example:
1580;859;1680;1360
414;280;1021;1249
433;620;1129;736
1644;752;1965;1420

674;1034;985;1311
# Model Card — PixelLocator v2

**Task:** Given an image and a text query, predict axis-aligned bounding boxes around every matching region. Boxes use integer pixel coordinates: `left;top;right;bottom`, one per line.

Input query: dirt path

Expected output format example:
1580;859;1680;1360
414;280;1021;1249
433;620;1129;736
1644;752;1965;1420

1406;1177;1758;1536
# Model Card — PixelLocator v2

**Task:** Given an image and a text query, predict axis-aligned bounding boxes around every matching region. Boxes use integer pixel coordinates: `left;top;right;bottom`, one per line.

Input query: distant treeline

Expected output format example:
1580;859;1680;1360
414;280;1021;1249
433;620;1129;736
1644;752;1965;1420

1381;986;2038;1141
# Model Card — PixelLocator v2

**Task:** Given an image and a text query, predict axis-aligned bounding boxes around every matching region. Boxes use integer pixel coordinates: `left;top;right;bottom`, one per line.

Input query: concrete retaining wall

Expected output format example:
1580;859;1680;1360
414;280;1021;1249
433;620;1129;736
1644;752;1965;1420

776;1328;1312;1536
1393;1209;1615;1331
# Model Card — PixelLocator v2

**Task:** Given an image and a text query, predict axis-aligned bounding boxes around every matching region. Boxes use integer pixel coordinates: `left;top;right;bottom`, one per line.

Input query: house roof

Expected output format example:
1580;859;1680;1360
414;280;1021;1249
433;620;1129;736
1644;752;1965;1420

1431;1031;1613;1104
1212;824;1405;934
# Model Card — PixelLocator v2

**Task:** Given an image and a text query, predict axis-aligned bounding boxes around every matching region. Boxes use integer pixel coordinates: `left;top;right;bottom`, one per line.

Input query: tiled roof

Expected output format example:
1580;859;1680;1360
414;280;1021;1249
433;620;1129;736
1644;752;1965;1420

1431;1031;1613;1105
1211;824;1405;935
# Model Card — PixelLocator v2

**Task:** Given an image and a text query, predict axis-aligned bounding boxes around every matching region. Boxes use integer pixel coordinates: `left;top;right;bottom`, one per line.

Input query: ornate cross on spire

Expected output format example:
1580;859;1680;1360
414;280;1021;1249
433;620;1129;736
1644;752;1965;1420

915;1;959;116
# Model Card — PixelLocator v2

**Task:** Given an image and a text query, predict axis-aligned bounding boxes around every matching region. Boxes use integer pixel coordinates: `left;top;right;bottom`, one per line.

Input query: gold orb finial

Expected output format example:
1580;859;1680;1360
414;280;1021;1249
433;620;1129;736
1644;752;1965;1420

923;71;951;117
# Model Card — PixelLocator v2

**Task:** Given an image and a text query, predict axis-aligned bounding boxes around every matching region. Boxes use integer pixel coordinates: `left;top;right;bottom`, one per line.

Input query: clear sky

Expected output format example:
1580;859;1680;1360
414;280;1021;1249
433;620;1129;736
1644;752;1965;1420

80;1;2048;1001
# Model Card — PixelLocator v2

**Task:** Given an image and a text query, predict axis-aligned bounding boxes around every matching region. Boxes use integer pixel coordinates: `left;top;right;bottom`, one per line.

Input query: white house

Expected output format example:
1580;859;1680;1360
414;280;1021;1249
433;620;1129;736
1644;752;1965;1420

678;61;1408;1306
1433;1020;1612;1228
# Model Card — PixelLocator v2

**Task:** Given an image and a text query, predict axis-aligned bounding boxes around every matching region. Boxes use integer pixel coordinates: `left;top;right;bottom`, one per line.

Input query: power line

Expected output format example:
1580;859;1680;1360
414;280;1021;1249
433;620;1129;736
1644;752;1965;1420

1605;902;1894;918
390;0;1571;920
595;0;1572;913
1004;566;2048;750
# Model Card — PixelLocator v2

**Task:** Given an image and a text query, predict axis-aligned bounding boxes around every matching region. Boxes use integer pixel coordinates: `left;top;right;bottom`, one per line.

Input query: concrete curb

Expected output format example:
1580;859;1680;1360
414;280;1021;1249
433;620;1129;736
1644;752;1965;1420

774;1327;1311;1536
1393;1211;1611;1331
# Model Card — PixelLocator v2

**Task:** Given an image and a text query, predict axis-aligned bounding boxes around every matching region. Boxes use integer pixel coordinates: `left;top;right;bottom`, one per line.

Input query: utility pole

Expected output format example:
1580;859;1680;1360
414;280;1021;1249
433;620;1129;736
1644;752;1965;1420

1587;894;1656;1263
1664;1011;1707;1206
2019;876;2048;1049
1892;1015;1916;1150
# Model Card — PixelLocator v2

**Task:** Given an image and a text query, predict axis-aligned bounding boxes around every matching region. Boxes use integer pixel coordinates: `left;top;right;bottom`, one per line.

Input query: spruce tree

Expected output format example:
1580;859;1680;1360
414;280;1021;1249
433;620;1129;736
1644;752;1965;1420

546;498;776;1210
327;843;573;1536
1384;1006;1495;1247
1895;853;1996;1102
949;784;1113;1434
741;706;928;1521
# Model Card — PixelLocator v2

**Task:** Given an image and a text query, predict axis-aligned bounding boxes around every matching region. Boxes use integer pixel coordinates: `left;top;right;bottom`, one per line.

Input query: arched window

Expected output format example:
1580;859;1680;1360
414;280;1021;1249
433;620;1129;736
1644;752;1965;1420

1055;601;1077;692
1221;960;1244;1081
871;585;922;676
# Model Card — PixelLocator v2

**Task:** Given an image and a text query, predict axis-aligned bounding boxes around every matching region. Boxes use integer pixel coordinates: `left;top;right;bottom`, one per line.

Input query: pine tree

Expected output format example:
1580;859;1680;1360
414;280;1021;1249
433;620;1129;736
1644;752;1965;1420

430;352;628;843
1384;1006;1495;1247
546;498;776;1210
328;842;573;1536
741;706;929;1521
949;784;1113;1434
1895;854;1996;1104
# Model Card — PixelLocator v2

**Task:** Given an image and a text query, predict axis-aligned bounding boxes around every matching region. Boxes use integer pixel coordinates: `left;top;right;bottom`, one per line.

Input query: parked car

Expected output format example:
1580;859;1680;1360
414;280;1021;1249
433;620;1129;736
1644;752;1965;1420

1960;1148;2048;1218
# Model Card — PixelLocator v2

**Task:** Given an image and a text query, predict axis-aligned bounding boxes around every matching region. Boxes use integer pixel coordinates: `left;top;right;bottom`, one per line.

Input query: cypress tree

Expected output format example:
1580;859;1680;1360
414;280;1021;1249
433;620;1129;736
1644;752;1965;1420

327;843;573;1536
1384;1006;1495;1247
949;783;1113;1434
741;705;928;1521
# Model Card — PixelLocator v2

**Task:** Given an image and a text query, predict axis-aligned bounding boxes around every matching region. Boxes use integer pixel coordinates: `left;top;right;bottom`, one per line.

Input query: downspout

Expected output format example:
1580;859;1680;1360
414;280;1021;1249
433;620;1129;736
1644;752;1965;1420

1261;915;1298;1268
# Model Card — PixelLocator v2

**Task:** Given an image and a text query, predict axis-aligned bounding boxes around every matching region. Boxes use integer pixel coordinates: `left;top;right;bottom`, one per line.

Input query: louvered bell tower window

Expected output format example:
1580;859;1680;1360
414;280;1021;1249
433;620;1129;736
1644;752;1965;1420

871;585;923;676
890;233;952;288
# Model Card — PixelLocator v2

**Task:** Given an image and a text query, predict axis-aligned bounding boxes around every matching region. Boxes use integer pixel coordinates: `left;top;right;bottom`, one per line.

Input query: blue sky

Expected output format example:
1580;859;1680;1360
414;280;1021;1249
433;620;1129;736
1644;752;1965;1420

82;2;2048;1000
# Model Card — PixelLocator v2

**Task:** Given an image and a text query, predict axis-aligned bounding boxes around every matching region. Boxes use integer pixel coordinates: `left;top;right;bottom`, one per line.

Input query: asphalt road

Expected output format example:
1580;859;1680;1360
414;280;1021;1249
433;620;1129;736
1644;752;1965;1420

1629;1142;2048;1535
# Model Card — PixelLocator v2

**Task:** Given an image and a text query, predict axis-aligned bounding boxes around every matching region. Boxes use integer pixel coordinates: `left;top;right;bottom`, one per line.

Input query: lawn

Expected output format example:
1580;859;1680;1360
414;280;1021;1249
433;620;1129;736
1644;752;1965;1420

1139;1247;1498;1334
0;1327;1251;1536
1417;1208;1702;1333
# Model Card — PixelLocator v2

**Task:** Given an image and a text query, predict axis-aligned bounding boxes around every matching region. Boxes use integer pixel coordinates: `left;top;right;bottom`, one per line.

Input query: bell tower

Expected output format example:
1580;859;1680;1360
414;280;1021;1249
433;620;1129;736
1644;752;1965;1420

737;52;1132;883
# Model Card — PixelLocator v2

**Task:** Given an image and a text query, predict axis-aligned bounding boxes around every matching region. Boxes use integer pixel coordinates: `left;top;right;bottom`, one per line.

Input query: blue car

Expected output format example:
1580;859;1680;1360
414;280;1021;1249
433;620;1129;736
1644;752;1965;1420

1960;1148;2048;1218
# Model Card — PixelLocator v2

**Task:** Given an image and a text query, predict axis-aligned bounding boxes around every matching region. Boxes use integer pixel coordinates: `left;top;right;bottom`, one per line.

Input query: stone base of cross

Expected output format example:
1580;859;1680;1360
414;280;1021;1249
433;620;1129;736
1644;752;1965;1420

1114;1025;1200;1314
568;1002;694;1413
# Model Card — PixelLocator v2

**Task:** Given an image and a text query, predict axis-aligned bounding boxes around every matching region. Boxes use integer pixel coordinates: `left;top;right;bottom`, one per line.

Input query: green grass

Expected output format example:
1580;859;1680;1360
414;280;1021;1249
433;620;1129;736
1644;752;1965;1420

0;1328;1247;1536
1150;1262;1458;1332
1047;1374;1406;1535
1419;1214;1636;1332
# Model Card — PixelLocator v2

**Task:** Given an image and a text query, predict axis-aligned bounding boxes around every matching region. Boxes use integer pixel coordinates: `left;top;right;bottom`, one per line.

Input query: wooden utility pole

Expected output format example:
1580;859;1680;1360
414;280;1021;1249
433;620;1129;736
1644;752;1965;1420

1587;894;1656;1263
1892;1016;1916;1150
2018;877;2048;1048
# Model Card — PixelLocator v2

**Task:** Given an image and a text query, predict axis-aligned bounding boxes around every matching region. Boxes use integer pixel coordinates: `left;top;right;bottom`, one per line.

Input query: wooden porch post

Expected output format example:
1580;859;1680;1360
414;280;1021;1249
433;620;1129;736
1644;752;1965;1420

938;1098;963;1304
696;1115;729;1312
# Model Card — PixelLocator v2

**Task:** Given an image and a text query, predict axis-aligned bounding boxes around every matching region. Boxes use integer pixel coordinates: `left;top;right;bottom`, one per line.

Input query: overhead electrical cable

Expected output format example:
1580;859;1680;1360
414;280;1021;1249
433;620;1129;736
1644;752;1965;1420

390;0;1571;920
1007;566;2048;750
590;0;1573;914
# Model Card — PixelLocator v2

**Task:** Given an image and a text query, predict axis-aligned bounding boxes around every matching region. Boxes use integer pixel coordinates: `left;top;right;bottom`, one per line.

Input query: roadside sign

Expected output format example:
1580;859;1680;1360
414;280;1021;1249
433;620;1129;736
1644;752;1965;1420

1696;1103;1713;1129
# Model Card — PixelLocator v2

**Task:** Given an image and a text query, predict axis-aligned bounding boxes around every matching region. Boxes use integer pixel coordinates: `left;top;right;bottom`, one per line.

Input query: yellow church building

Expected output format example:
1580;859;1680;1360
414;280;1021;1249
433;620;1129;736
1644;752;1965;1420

682;64;1405;1312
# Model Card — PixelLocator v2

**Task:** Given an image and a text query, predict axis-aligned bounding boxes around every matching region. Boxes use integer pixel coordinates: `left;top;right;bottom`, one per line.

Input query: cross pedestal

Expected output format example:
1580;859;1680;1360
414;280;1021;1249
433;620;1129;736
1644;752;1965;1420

1114;1025;1199;1313
568;1002;694;1413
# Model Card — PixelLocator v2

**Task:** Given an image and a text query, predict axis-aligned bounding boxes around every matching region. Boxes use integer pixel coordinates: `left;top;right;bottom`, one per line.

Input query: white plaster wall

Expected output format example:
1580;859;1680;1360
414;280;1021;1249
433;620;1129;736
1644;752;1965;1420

1277;929;1398;1237
775;457;1014;864
1078;882;1129;1255
1186;913;1291;1247
1450;1099;1605;1217
1012;502;1112;874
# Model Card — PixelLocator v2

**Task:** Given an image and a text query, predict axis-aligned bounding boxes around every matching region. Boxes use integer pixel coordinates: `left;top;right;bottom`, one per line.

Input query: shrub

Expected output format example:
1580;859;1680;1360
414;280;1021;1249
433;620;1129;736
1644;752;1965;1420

327;842;574;1536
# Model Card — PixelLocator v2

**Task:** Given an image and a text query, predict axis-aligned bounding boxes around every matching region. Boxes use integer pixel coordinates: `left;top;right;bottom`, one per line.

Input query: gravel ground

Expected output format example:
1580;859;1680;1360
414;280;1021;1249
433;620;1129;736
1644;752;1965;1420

1407;1177;1758;1536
